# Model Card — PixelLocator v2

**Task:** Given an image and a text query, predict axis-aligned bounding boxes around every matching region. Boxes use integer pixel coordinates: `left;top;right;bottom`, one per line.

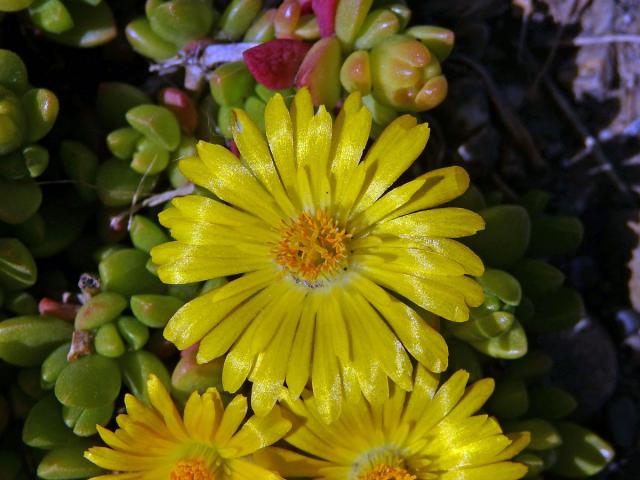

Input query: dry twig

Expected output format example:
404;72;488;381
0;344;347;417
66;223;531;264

541;76;637;205
454;54;548;172
566;34;640;46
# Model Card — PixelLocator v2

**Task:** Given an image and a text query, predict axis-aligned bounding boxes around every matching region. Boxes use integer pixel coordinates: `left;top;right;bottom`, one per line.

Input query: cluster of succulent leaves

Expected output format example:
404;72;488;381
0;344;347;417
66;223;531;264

0;1;617;478
487;351;614;479
1;208;230;477
0;0;115;47
443;186;585;363
127;0;454;136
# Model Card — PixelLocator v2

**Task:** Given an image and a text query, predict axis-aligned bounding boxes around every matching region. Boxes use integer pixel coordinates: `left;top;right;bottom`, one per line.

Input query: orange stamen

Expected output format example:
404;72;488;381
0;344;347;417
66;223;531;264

274;210;351;283
359;464;417;480
170;458;214;480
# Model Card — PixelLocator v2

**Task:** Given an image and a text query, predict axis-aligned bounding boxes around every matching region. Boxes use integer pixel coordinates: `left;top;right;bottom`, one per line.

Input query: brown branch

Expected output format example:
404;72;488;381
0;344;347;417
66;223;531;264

453;54;548;172
112;183;196;229
541;76;637;205
566;34;640;46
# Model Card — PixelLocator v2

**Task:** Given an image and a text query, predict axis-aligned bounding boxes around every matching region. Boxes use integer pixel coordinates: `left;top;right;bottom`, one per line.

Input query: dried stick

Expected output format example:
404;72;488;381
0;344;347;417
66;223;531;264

566;34;640;46
541;76;637;205
454;54;548;172
112;183;196;229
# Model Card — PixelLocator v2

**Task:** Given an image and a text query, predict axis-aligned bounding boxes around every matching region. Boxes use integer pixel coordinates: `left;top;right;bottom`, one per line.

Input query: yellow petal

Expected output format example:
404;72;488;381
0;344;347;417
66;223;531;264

411;370;469;440
361;264;469;322
353;116;429;214
195;388;220;442
343;289;412;391
195;141;285;226
281;398;355;464
306;106;333;208
348;321;389;405
351;166;470;231
162;217;276;246
253;447;328;478
265;93;297;198
290;88;314;169
214;395;248;445
311;304;343;423
320;293;349;363
178;156;216;192
421;238;485;277
166;194;267;229
164;268;276;350
329;97;371;215
88;473;143;480
494;432;532;461
221;406;291;457
439;462;528;480
182;391;203;438
351;236;485;277
447;378;495;422
123;394;170;438
295;161;315;210
249;286;306;356
424;274;484;308
232;109;297;217
250;299;302;416
84;447;160;472
353;248;466;277
95;425;133;451
430;434;512;471
226;458;285;480
197;281;284;363
220;281;292;392
147;375;187;440
350;273;448;373
285;296;318;400
372;208;485;239
154;241;271;283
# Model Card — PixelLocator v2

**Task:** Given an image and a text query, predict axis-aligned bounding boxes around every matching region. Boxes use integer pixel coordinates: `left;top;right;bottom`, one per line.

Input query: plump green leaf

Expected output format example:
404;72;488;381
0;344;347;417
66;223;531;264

0;238;37;290
54;355;121;408
551;422;615;478
37;439;105;479
22;394;76;449
99;248;165;296
0;316;72;366
118;350;170;404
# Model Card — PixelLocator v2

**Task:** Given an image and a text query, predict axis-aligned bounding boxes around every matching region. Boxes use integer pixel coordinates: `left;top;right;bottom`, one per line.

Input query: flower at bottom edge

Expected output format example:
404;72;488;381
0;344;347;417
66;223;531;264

151;87;487;423
255;368;531;480
84;374;290;479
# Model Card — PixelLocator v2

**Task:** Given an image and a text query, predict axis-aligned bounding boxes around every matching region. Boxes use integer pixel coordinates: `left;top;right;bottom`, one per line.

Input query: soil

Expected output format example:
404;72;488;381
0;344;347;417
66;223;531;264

413;1;640;477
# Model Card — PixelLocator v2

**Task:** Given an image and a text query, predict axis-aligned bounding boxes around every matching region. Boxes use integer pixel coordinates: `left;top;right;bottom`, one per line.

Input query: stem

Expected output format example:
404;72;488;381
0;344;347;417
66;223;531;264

201;42;259;67
454;54;548;172
111;183;196;229
567;34;640;46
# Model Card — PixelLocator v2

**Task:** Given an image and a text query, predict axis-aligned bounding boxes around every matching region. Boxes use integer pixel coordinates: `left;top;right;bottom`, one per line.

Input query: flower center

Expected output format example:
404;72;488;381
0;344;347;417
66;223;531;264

170;459;214;480
359;464;416;480
274;210;351;285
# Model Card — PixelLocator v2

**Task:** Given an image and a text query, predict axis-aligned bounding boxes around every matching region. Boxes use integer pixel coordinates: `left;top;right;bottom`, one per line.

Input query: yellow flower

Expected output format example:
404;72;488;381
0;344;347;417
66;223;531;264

151;88;485;422
256;369;530;480
84;375;290;479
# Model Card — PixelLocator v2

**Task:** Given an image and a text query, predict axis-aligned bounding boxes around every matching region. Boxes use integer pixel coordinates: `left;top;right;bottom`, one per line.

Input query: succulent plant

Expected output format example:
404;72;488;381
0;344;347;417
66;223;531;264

0;0;116;47
126;0;456;139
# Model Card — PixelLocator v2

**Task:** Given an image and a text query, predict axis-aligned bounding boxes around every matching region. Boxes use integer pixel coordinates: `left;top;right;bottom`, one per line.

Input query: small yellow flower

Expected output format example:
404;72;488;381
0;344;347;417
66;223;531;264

84;375;290;479
151;88;485;422
256;369;530;480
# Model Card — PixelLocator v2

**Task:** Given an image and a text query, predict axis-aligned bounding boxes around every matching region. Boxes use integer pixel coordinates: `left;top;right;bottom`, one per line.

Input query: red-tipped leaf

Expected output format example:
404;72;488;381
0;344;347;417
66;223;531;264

312;0;337;37
243;39;311;89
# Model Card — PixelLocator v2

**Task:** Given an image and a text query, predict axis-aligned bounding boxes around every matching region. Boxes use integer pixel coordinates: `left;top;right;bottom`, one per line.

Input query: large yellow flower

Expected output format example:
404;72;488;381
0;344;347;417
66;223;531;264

84;375;290;479
256;369;530;480
151;88;486;422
